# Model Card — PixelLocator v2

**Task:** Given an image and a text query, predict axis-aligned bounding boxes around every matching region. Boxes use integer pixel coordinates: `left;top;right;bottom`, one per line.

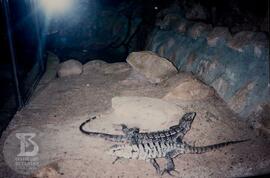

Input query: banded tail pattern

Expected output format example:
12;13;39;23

180;139;249;154
79;116;127;142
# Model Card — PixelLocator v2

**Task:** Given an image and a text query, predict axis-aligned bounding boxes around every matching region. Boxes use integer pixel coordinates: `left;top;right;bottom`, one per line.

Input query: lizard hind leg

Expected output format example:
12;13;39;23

149;159;161;175
161;155;179;176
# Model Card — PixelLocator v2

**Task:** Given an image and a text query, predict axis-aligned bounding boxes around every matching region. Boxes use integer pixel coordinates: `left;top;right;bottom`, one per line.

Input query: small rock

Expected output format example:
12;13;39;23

126;51;178;84
30;162;60;178
163;77;214;101
57;59;82;78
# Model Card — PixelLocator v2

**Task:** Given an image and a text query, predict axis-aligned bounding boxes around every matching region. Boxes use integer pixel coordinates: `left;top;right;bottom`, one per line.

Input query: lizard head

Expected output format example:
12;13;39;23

181;112;196;122
178;112;196;126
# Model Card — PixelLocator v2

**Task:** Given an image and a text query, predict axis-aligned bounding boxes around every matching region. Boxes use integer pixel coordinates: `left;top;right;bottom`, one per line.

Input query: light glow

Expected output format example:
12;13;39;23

40;0;73;15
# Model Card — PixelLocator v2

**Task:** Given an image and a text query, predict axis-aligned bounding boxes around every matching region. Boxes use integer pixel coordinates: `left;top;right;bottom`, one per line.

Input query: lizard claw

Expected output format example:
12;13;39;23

161;169;179;177
112;157;121;164
156;169;161;176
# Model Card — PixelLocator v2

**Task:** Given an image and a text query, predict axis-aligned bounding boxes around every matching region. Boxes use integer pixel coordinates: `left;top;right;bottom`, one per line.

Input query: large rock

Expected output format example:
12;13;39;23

228;82;255;113
163;77;214;101
175;19;189;33
156;14;182;30
249;104;270;138
227;31;255;52
252;32;269;58
230;24;258;34
103;62;131;74
126;51;178;83
104;96;184;131
188;22;212;39
83;60;130;75
207;27;232;47
57;59;83;78
212;77;230;99
227;31;268;55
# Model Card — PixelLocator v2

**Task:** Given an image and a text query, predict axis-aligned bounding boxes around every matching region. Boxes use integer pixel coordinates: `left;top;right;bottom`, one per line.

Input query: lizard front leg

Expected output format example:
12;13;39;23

149;159;161;175
119;124;140;135
119;124;140;144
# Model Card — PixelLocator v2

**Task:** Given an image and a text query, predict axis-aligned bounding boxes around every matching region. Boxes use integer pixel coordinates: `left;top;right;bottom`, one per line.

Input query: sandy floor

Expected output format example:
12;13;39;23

0;61;270;178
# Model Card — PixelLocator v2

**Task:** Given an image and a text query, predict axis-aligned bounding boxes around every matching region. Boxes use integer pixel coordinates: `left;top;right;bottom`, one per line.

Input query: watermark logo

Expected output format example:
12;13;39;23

16;133;39;157
3;127;42;175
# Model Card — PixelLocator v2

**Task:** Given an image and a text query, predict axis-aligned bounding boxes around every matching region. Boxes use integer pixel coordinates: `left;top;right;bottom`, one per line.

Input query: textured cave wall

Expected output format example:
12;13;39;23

146;4;269;119
46;1;145;63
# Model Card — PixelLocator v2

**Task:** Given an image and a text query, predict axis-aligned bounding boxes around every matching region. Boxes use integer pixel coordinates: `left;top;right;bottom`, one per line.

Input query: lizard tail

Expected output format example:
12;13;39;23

182;139;249;154
79;117;126;142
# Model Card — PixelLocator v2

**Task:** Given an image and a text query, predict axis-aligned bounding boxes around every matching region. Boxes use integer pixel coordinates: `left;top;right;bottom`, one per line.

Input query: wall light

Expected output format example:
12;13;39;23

40;0;73;15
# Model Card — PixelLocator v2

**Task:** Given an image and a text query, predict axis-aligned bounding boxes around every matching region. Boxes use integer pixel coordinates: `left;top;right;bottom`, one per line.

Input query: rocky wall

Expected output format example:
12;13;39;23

146;6;269;119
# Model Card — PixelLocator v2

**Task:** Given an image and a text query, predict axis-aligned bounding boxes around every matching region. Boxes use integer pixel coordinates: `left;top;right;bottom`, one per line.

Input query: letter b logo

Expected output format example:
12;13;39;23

16;133;39;157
